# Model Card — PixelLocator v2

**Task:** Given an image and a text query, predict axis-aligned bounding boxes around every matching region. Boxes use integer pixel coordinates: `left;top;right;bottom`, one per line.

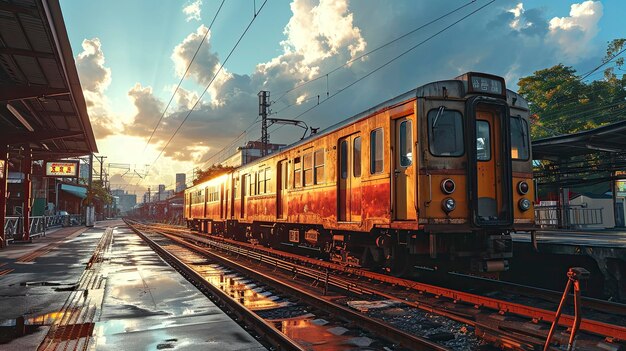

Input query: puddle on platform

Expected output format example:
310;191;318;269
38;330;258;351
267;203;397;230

200;264;286;310
0;310;68;344
271;316;364;350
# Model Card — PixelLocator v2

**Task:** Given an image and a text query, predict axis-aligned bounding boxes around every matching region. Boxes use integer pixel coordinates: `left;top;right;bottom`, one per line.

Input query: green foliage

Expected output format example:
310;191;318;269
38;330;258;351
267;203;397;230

84;180;112;205
193;164;235;185
517;39;626;140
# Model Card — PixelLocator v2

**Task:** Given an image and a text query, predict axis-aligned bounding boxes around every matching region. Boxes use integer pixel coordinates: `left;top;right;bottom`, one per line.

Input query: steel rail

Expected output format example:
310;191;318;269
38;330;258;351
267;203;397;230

127;223;306;351
140;222;626;342
149;229;450;351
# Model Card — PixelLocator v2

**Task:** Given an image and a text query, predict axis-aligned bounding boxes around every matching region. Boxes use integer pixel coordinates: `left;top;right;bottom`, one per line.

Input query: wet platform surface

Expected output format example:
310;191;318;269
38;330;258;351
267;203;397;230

0;220;266;350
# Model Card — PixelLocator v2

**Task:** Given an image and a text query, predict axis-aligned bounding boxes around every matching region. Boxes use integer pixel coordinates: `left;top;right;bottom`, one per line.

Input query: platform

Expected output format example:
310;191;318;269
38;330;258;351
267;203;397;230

0;220;265;350
512;229;626;248
507;229;626;302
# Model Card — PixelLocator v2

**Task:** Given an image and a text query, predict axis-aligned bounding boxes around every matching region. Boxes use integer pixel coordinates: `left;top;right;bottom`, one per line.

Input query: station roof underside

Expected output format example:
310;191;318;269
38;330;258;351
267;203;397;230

532;120;626;161
0;0;97;160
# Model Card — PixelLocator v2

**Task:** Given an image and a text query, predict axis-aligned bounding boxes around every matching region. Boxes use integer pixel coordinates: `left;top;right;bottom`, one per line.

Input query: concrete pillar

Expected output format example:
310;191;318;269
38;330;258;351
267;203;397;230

0;144;8;248
22;147;32;242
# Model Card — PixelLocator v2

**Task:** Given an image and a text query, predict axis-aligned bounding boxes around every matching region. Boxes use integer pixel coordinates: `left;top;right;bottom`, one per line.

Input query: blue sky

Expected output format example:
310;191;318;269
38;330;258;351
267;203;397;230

58;0;625;194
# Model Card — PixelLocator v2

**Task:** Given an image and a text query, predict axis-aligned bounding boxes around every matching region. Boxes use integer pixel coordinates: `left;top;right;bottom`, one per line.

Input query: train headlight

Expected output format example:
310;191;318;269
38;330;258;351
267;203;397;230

518;198;531;212
441;178;456;194
517;181;529;195
442;197;456;213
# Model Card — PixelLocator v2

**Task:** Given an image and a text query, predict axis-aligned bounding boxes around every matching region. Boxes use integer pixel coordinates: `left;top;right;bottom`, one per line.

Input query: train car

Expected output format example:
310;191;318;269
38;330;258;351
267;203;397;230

185;72;535;274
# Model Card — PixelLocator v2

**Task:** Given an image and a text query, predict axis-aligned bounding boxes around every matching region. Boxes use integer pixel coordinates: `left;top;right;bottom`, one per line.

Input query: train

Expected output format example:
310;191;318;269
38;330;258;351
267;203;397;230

184;72;535;274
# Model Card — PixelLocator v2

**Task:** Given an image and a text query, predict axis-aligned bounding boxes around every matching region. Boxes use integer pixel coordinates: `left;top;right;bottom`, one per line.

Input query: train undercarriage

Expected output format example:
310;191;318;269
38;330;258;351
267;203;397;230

187;218;513;275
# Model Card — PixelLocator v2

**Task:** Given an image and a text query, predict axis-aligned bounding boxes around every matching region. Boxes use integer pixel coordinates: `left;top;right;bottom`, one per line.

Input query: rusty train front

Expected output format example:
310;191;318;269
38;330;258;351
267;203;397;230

184;72;535;274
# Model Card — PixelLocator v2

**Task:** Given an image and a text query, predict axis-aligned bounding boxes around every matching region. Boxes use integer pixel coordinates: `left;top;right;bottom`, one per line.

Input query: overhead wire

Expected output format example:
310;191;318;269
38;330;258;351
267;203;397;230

270;0;478;108
270;0;495;135
141;0;227;154
138;0;269;187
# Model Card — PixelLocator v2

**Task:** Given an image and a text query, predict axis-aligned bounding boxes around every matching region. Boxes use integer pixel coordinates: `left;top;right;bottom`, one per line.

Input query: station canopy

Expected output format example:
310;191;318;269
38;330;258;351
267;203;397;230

532;120;626;191
0;0;97;159
532;120;626;161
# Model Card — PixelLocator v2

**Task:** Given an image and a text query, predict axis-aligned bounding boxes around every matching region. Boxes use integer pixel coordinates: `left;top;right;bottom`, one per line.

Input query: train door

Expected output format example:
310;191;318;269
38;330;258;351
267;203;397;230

393;117;416;220
229;175;236;219
469;100;512;226
338;133;362;222
277;160;287;219
220;183;225;219
240;174;247;218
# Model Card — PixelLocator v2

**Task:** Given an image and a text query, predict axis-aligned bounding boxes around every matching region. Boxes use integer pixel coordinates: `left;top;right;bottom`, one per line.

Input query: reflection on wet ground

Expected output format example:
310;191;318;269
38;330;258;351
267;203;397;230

272;316;369;350
198;263;286;310
92;227;266;350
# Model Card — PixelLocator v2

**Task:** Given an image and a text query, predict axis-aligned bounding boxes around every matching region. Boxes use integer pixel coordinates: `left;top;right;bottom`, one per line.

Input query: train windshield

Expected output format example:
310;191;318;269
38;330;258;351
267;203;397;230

510;117;530;160
428;108;464;156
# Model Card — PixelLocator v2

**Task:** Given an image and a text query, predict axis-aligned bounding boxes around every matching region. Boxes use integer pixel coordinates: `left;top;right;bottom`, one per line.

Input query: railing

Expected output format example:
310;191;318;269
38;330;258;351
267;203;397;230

534;205;603;229
3;214;84;242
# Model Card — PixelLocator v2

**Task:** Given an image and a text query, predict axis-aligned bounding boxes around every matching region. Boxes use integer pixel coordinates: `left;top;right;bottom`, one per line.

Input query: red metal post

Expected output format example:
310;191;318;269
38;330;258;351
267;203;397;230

543;267;589;351
22;147;32;242
0;144;8;248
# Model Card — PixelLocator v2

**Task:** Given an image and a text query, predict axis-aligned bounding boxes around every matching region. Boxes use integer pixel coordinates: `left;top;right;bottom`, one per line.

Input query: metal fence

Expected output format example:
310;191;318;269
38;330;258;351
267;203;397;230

534;205;603;229
3;214;84;242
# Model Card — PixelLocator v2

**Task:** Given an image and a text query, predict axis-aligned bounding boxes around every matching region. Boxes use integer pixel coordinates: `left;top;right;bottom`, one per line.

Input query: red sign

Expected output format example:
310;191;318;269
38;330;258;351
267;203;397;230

45;161;79;178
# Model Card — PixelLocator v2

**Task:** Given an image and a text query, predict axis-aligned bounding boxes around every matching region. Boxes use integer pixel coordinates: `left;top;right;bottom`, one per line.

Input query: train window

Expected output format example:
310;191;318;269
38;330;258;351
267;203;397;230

314;149;325;184
234;177;239;199
370;128;384;174
265;167;272;193
399;120;412;166
428;108;464;156
511;117;530;160
353;137;361;177
294;157;302;188
258;170;265;194
340;140;348;179
476;121;491;161
303;153;313;186
248;174;255;196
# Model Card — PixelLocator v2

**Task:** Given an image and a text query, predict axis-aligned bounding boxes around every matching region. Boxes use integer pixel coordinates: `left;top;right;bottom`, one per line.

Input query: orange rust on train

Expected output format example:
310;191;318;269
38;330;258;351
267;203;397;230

184;72;535;274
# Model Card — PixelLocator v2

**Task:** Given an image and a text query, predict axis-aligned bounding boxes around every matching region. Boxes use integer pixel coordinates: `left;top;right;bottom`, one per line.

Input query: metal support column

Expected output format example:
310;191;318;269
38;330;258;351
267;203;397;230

258;91;269;156
0;144;8;248
22;146;32;242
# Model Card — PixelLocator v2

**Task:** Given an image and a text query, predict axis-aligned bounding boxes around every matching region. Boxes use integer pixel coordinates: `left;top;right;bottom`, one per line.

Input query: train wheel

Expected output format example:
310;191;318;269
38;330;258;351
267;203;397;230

384;246;411;277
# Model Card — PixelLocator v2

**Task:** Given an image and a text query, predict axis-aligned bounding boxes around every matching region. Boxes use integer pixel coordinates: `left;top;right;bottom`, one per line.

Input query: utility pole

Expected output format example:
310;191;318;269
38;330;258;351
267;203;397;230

97;156;107;182
258;91;270;156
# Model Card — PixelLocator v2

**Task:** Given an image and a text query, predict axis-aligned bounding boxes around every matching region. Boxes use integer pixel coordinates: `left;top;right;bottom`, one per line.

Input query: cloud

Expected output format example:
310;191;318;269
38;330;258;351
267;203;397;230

174;86;200;110
548;1;603;62
281;0;366;65
75;38;120;138
170;25;233;104
183;0;202;22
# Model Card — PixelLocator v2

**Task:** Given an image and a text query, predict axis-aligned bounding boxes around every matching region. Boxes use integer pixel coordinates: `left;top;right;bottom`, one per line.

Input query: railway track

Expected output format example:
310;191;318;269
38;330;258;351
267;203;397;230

127;220;626;350
127;220;452;350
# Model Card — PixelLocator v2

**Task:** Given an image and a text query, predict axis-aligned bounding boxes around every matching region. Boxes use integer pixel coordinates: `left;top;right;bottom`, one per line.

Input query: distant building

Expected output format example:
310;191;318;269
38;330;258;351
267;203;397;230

221;141;285;168
111;189;137;214
175;173;186;193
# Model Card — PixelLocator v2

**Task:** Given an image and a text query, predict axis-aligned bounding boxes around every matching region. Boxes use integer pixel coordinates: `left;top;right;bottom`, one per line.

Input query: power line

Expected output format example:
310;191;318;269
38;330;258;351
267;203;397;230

139;0;269;187
271;0;478;108
579;45;626;80
272;0;494;133
142;0;227;154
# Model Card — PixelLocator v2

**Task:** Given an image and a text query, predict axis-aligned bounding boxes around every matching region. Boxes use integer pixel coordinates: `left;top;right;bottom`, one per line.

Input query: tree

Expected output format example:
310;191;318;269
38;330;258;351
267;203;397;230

83;180;112;206
193;164;235;185
517;39;626;140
